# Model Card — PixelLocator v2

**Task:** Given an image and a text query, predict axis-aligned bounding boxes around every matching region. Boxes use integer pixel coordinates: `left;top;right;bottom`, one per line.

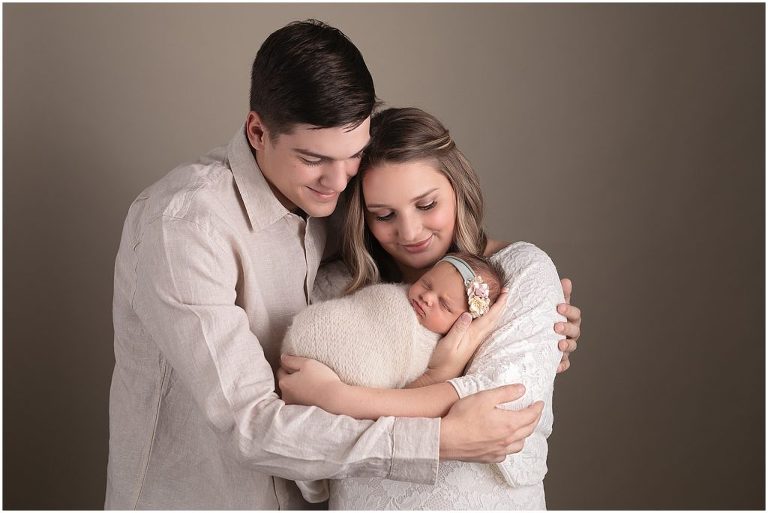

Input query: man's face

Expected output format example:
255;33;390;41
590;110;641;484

247;113;370;218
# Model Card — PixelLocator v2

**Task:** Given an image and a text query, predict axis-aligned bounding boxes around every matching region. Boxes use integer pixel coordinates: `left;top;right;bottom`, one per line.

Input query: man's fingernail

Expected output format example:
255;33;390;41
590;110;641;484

558;304;567;314
555;324;564;333
461;312;472;324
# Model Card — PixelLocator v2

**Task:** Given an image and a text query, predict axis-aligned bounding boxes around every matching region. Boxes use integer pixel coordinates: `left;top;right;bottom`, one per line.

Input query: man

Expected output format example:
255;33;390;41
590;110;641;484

107;20;580;509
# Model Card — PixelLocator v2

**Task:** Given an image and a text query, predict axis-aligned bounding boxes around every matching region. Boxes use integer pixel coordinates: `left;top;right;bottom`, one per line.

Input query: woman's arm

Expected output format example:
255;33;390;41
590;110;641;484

450;242;564;487
279;357;461;419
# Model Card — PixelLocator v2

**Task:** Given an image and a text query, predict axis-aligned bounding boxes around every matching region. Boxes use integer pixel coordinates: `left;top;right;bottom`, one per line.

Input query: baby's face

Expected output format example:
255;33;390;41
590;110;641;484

407;261;467;335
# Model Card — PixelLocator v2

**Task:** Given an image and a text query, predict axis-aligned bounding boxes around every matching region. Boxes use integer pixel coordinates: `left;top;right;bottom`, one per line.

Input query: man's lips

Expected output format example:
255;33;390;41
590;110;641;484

401;234;433;253
306;186;338;200
411;298;425;318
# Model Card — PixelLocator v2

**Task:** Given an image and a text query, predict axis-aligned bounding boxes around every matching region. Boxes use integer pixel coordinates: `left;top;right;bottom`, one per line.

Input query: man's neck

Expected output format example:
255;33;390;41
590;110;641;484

252;146;305;217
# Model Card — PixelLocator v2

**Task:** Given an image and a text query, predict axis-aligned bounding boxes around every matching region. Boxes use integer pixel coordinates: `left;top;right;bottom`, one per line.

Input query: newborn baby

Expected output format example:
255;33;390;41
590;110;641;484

282;252;506;504
282;251;505;390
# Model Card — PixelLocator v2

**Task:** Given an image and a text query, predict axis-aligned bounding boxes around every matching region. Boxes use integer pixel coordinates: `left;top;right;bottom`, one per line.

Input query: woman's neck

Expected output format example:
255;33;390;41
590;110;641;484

399;265;427;284
395;238;510;283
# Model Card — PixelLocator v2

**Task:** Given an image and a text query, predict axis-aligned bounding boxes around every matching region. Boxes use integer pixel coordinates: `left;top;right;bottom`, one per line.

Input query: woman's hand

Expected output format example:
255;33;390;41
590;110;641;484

409;288;510;387
555;278;582;373
277;354;347;412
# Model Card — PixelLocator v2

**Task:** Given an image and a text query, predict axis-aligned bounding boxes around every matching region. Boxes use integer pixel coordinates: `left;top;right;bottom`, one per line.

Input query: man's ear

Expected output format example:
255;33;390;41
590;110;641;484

245;111;270;151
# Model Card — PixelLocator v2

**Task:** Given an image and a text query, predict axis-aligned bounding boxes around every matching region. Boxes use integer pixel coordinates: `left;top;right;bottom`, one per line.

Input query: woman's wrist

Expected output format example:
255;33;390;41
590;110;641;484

406;368;457;388
321;381;353;414
406;372;439;388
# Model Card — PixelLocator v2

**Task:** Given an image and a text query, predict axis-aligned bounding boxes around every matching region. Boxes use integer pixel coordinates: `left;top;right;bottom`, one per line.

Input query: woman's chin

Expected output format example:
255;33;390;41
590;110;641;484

398;250;442;271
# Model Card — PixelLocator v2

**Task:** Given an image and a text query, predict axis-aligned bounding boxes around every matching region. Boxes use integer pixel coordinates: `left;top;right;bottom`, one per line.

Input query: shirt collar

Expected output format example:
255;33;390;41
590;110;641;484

227;125;291;232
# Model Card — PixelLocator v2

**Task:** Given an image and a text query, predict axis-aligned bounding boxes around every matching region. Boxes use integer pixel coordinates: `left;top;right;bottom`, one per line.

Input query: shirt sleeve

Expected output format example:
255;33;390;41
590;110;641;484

132;214;440;483
447;243;564;487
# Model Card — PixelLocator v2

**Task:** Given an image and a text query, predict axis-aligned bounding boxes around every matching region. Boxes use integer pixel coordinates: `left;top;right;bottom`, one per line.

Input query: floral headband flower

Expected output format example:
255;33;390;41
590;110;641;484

439;256;491;318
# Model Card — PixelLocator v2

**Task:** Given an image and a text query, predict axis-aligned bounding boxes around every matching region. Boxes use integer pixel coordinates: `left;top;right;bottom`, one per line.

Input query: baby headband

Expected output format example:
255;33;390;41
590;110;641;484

439;256;491;319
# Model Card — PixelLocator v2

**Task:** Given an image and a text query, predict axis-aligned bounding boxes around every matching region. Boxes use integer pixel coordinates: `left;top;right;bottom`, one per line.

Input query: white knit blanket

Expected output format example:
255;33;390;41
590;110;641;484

282;283;440;389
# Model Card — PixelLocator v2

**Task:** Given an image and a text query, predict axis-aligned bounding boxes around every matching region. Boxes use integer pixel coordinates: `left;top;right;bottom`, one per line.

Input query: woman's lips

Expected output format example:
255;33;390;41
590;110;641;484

411;298;425;318
401;234;433;254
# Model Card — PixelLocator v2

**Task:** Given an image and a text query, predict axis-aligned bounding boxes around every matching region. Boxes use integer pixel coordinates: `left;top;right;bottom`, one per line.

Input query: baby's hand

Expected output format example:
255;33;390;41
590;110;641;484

411;288;509;387
277;354;346;411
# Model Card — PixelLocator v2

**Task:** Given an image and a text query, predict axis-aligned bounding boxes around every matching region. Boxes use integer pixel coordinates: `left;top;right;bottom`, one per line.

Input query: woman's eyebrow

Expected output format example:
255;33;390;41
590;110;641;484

366;188;438;209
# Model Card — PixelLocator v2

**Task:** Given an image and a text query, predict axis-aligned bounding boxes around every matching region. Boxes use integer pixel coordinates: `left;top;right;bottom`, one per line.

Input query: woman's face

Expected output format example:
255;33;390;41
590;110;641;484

362;159;457;275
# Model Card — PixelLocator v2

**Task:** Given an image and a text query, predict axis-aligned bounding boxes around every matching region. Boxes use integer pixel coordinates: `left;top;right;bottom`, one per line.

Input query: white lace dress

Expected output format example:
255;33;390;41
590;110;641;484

311;242;565;510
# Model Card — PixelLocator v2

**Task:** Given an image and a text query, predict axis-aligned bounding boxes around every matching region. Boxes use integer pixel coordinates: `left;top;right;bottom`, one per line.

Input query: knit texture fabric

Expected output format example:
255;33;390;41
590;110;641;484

283;283;440;389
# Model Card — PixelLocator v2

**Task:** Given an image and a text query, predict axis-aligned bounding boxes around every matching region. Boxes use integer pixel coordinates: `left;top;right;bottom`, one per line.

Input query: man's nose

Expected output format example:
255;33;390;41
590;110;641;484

320;161;351;192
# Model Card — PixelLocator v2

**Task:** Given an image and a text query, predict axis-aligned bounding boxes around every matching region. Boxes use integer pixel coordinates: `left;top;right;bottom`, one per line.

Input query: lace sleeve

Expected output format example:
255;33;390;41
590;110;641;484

447;242;565;487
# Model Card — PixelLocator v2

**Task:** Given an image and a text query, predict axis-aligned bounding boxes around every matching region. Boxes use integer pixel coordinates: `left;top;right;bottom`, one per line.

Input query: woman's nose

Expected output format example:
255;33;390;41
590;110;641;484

398;215;421;242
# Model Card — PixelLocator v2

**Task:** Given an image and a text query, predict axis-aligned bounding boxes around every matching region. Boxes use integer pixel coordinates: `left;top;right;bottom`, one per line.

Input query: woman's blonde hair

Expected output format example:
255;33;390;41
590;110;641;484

341;107;488;293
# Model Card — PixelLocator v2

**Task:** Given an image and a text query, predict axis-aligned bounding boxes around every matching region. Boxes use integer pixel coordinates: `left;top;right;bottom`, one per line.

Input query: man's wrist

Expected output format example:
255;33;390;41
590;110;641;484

389;417;440;484
438;414;458;460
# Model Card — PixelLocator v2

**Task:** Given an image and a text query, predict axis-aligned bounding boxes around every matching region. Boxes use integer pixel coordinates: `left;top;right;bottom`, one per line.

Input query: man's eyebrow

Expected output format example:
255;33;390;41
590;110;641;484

293;141;370;161
366;188;439;209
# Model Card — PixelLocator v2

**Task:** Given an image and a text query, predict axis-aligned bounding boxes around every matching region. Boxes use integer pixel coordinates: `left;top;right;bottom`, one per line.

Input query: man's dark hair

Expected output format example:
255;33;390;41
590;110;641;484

250;19;377;138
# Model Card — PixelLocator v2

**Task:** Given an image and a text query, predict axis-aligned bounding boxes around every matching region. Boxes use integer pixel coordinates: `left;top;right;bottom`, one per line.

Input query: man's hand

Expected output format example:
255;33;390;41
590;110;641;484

277;354;346;412
555;278;581;373
410;288;510;387
439;384;543;462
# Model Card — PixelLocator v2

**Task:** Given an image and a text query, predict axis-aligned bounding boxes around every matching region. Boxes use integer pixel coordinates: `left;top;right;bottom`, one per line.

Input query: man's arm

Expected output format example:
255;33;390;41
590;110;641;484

132;215;438;483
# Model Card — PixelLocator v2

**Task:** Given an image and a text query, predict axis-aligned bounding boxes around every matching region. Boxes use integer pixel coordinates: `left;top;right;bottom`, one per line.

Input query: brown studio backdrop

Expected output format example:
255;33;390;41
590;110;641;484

3;3;764;509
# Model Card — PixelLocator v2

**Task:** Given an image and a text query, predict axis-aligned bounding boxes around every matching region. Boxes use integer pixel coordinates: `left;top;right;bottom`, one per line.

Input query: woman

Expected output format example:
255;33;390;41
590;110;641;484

279;107;581;509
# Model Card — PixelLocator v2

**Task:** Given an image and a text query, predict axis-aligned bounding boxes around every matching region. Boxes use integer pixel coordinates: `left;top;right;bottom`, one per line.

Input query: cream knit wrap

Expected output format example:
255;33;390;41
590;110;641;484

282;283;440;389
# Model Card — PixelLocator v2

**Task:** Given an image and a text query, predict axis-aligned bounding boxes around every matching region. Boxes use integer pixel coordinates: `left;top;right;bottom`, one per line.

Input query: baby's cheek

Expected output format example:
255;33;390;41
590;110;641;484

432;315;454;336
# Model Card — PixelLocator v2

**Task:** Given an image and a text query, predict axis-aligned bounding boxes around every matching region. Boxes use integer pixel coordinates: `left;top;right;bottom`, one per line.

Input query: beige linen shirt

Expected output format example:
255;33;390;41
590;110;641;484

106;127;439;510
